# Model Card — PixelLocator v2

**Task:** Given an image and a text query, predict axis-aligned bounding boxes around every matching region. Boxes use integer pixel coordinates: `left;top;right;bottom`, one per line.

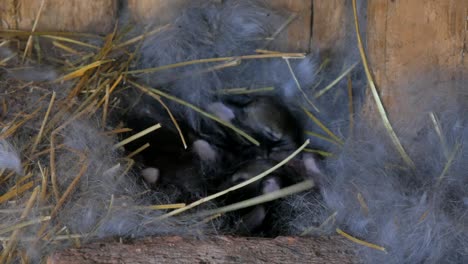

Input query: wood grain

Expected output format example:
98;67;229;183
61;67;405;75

366;0;468;119
311;0;349;52
0;0;117;34
126;0;190;25
126;0;313;53
269;0;313;52
47;235;359;264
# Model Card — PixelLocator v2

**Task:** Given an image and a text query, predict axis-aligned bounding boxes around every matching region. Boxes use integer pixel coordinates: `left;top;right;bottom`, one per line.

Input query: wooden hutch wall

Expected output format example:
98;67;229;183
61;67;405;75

1;0;467;109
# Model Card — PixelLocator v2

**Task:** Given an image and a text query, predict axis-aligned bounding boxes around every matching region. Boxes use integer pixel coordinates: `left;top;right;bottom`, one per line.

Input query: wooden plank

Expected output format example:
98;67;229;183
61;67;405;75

311;0;348;52
269;0;313;52
47;235;358;264
0;0;17;30
127;0;312;53
367;0;468;119
126;0;190;25
0;0;117;34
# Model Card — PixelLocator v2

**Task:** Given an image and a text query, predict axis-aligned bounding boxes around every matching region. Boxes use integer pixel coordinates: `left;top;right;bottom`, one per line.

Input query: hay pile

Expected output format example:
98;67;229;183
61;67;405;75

0;1;466;263
0;1;329;261
0;29;208;262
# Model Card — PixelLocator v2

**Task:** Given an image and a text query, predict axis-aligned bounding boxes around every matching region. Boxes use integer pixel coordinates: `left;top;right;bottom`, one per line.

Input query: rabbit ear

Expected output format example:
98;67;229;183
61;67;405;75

192;139;218;163
302;153;321;176
206;102;236;123
141;167;160;184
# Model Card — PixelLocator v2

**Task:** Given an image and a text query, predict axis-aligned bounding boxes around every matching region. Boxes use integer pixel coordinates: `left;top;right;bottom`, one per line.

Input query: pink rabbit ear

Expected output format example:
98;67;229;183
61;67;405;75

302;153;321;175
192;139;218;163
141;167;160;184
207;102;236;122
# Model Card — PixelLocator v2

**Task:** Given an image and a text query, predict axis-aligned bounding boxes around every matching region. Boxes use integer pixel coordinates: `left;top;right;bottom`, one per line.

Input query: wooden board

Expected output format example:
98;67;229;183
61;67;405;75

47;235;358;264
126;0;190;25
269;0;313;52
127;0;313;53
0;0;117;34
367;0;468;119
311;0;349;52
0;0;312;51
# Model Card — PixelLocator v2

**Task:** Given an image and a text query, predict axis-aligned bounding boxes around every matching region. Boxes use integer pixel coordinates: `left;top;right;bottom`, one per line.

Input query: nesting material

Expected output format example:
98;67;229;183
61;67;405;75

1;0;465;263
0;1;325;261
0;60;201;263
322;91;467;263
